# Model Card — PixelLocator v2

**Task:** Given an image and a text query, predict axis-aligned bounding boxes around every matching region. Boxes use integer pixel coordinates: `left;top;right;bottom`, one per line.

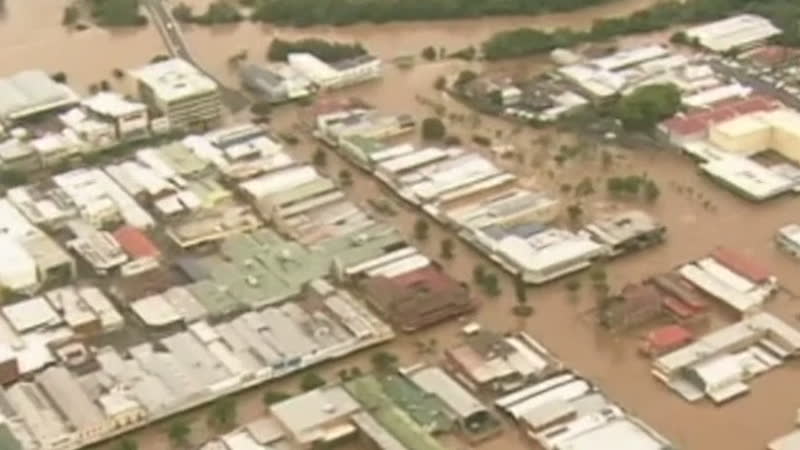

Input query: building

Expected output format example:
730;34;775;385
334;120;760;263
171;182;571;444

112;226;161;260
66;220;128;274
271;385;362;446
582;210;666;257
709;108;800;164
446;330;559;394
288;53;381;90
652;312;800;403
36;366;112;442
776;224;800;257
240;63;314;104
0;70;79;122
685;14;782;53
467;225;606;285
445;189;560;230
769;429;800;450
361;265;473;332
82;92;149;140
640;325;694;357
130;58;221;132
600;283;665;330
4;382;73;450
495;371;674;450
316;108;414;146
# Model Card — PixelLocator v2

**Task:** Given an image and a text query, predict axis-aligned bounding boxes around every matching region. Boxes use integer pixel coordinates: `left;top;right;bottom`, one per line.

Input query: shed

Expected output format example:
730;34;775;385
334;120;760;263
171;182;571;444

641;325;693;356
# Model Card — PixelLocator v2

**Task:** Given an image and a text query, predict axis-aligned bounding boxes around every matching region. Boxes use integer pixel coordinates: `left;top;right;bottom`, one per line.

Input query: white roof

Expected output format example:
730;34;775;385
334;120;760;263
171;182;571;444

130;58;218;102
0;70;79;120
3;297;60;333
683;83;752;108
678;263;763;312
701;154;793;201
131;294;183;327
685;14;782;52
0;236;37;291
82;92;146;117
592;44;670;71
552;417;669;450
271;386;361;442
778;224;800;247
239;165;319;198
287;53;339;84
409;366;485;419
769;429;800;450
494;229;605;273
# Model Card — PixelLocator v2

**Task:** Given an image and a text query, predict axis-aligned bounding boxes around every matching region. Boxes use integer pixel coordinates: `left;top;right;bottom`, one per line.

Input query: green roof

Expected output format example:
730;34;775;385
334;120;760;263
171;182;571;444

345;376;447;450
184;223;410;314
341;135;386;163
160;142;209;175
380;374;454;433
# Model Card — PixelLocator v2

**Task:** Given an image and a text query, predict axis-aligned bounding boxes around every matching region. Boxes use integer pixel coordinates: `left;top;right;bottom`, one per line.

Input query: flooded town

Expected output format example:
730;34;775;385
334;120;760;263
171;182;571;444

0;0;799;450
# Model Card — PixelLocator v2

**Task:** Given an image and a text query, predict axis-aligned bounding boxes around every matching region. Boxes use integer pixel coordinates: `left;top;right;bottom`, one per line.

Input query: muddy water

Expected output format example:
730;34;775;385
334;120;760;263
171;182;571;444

0;0;661;91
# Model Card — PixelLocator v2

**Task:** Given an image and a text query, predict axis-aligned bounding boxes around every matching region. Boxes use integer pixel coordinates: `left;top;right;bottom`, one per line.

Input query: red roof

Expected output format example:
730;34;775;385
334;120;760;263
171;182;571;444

710;247;771;284
662;95;781;137
647;325;693;350
113;226;161;259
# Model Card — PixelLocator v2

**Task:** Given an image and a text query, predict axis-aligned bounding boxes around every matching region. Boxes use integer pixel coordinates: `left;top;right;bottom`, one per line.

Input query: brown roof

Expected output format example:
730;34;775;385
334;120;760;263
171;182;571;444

710;247;771;283
662;95;781;137
362;266;473;331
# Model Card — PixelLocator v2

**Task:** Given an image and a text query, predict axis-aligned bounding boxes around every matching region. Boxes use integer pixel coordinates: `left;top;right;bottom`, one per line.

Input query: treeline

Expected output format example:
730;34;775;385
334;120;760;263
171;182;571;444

482;0;800;60
91;0;147;26
251;0;612;26
267;38;367;62
172;1;243;25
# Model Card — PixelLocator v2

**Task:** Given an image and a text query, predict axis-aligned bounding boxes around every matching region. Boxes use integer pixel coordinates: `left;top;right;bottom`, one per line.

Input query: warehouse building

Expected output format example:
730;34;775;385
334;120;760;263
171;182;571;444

288;53;381;90
0;70;79;122
82;92;149;141
582;210;666;257
36;366;112;442
186;124;293;179
652;312;800;403
130;58;221;132
240;63;315;104
685;14;782;53
709;108;800;164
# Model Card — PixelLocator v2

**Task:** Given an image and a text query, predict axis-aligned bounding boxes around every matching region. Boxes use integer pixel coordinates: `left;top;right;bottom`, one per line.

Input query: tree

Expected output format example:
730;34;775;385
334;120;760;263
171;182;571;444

0;169;28;188
195;1;243;24
62;6;79;26
338;169;352;188
440;238;454;260
421;46;437;61
454;70;477;87
250;101;272;116
643;180;661;203
566;279;581;294
371;351;399;372
473;264;486;285
613;84;681;131
482;273;501;297
312;148;327;167
413;218;429;241
168;420;191;449
421;117;446;141
51;72;67;83
208;397;237;431
263;390;291;406
300;371;326;391
92;0;147;27
434;76;446;91
575;177;594;197
115;438;138;450
99;80;111;91
268;38;366;62
112;68;125;79
566;204;583;227
172;2;193;22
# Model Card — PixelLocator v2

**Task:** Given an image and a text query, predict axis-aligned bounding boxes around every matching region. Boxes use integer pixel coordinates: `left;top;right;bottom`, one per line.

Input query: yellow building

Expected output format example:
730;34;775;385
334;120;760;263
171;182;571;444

709;109;800;162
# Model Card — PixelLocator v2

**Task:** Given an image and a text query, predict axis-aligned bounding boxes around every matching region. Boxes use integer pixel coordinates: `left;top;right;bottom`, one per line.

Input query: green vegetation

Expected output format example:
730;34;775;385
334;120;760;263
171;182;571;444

606;175;660;202
300;371;326;391
91;0;147;27
421;46;437;61
251;0;613;26
440;238;454;260
115;438;138;450
566;204;583;226
413;218;430;241
172;2;194;22
267;38;367;62
167;420;191;449
482;0;800;60
62;6;79;25
262;390;291;406
194;1;243;24
312;148;327;167
338;169;353;188
0;170;28;189
454;70;478;88
420;117;446;141
371;351;399;372
481;272;501;297
50;72;68;83
613;84;681;131
208;397;237;431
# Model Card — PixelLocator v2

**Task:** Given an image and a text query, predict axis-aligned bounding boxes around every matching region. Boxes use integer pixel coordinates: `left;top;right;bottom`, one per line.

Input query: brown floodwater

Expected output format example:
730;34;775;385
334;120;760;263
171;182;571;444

7;1;797;449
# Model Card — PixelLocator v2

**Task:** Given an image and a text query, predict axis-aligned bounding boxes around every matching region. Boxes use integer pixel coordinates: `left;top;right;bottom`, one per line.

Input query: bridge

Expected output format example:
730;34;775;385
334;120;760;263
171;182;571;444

143;0;250;112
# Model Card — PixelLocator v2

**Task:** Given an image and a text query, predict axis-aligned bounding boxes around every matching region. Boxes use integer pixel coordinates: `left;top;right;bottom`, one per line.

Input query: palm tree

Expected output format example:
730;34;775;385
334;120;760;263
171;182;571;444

440;238;454;260
413;218;430;241
168;420;191;449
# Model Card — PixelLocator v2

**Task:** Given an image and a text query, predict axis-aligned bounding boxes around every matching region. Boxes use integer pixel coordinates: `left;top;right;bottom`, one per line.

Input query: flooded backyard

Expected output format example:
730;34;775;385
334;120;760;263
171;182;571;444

3;0;800;449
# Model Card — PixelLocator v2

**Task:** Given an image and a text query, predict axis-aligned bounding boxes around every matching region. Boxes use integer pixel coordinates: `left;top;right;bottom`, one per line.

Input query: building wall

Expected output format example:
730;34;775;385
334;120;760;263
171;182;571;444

708;122;771;156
